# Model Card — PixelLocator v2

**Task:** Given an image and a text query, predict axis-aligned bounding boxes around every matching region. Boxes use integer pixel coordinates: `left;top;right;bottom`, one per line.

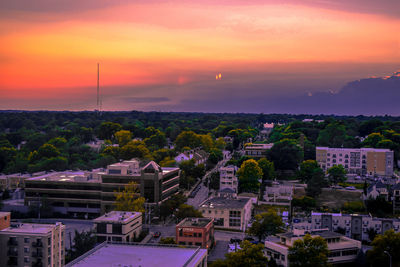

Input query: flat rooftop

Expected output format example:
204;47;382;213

0;211;10;217
200;197;251;209
178;217;213;228
278;230;343;239
93;211;142;223
0;223;61;235
316;147;392;152
26;171;102;183
66;243;207;267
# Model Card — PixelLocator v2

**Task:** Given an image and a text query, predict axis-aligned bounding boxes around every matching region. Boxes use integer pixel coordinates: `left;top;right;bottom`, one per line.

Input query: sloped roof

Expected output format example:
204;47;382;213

143;161;162;172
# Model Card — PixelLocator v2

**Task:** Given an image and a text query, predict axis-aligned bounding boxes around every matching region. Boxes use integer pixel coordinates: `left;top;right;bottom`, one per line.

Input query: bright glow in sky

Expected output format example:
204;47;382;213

0;0;399;112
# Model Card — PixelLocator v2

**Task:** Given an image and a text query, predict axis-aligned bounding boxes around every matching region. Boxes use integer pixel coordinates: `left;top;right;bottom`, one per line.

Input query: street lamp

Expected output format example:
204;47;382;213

384;251;392;267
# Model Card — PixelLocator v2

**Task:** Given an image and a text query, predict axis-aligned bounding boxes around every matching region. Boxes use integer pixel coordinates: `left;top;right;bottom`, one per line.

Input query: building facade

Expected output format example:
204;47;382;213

265;229;361;267
244;143;273;158
309;212;400;241
94;211;142;243
392;183;400;214
219;165;238;193
0;221;65;267
0;212;11;230
199;197;252;231
316;147;394;177
176;217;214;249
24;160;180;217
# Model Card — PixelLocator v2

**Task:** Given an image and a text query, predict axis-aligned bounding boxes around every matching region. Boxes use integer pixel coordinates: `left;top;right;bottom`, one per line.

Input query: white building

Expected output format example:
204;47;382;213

316;147;394;177
264;229;361;267
219;165;238;193
310;212;400;242
244;143;273;158
93;211;142;243
263;183;293;205
175;148;208;166
365;181;388;200
199;197;253;231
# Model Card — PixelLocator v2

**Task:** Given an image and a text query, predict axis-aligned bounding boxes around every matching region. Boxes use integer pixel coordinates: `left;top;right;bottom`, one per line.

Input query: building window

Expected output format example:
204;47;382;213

24;238;30;243
24;247;30;253
198;233;202;237
24;257;30;263
195;242;202;246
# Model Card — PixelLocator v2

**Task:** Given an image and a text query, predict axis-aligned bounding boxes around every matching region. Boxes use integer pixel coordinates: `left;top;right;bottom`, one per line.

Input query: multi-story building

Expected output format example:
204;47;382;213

316;147;394;177
219;165;238;193
0;212;11;230
263;183;293;205
176;217;214;249
265;229;361;267
0;221;65;267
199;197;252;231
392;183;400;214
244;143;273;158
65;242;208;267
310;212;400;241
93;211;142;243
24;160;181;217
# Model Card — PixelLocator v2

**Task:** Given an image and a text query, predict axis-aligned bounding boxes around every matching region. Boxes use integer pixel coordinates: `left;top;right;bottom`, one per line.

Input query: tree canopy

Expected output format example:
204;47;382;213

288;234;329;267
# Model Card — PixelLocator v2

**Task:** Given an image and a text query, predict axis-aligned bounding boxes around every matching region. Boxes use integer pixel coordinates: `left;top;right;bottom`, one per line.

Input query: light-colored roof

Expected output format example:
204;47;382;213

200;197;251;209
316;147;392;152
66;243;207;267
93;211;142;223
26;171;101;183
0;222;62;235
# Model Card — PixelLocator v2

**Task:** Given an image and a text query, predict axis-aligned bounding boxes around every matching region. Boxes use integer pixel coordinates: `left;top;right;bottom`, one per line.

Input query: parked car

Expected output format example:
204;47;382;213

228;243;241;253
345;186;356;190
153;231;161;238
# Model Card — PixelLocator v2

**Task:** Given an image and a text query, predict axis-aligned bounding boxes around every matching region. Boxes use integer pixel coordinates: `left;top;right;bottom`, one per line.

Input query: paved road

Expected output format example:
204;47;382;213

214;230;245;242
208;240;229;261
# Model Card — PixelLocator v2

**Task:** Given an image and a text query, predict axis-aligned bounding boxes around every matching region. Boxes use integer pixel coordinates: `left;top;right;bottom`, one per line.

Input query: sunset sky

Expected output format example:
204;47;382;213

0;0;399;112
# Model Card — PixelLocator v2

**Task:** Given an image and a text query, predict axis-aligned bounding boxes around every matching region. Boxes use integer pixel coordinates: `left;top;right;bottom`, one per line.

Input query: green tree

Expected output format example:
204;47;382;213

98;122;122;140
159;157;176;167
47;137;67;150
114;182;145;212
306;168;327;198
237;159;262;192
292;196;316;212
298;160;320;183
367;229;400;267
316;122;347;147
363;133;384;147
66;230;97;263
159;194;187;221
101;146;120;160
174;204;203;221
208;148;223;164
37;143;60;158
144;130;167;150
327;165;347;185
120;141;152;160
215;137;226;150
0;146;17;172
267;139;303;171
175;131;202;151
288;234;329;267
257;158;275;182
210;241;268;267
247;210;283;242
114;130;132;147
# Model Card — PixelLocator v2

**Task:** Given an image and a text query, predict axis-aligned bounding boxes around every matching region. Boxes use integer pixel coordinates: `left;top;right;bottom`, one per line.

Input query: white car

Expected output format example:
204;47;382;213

345;186;356;190
228;244;241;253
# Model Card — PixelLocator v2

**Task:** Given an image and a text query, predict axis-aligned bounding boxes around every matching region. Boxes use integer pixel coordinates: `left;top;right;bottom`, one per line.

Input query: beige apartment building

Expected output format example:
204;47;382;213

93;211;142;243
219;165;238;193
316;147;394;177
199;197;252;231
264;229;361;267
244;143;273;158
0;221;65;267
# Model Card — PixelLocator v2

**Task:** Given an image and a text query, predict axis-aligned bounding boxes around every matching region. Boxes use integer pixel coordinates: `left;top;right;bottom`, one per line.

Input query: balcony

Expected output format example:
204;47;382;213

7;239;18;246
7;250;18;256
32;251;43;258
32;261;43;267
7;258;18;266
32;241;43;248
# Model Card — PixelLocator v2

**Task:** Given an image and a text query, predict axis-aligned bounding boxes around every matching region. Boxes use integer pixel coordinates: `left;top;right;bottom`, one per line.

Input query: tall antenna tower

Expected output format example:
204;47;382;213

96;63;100;112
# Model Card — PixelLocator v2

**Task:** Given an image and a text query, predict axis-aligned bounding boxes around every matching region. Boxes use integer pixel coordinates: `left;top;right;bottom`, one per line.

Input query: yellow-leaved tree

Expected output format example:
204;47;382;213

114;182;145;213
